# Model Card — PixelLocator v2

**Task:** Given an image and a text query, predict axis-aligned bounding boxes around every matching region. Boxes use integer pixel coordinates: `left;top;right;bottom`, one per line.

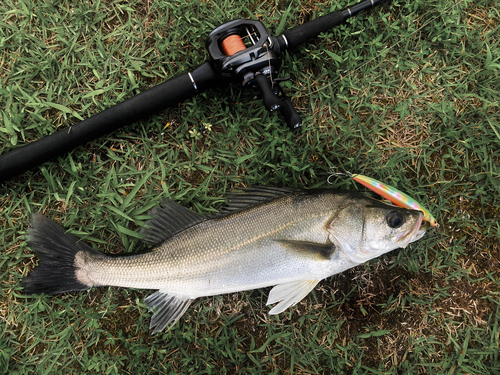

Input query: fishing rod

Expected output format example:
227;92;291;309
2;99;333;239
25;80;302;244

0;0;385;183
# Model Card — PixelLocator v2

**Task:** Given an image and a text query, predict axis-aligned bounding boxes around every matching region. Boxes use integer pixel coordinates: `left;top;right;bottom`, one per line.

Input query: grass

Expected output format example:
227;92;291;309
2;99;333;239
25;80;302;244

1;0;499;373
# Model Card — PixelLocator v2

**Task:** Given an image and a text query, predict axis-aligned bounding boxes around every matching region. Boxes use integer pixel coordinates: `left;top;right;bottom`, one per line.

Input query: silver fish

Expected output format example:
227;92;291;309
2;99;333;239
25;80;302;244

22;187;429;333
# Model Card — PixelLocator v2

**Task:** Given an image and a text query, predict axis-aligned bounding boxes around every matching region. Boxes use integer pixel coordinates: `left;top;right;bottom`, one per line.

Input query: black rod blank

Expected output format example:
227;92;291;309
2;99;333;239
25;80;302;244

0;62;217;183
0;0;384;183
279;0;385;50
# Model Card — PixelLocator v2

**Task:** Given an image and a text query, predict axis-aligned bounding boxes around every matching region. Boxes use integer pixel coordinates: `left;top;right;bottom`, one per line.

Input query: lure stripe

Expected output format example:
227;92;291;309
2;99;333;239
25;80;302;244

352;174;438;227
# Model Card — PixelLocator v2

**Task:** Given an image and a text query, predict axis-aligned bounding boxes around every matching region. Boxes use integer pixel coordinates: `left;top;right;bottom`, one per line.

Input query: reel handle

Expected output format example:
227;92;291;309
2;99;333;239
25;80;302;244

254;74;282;112
280;98;302;130
254;75;302;130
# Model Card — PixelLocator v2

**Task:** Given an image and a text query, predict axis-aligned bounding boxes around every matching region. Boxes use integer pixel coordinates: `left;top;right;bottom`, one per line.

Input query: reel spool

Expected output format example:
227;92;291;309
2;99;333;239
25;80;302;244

206;19;301;129
220;34;247;56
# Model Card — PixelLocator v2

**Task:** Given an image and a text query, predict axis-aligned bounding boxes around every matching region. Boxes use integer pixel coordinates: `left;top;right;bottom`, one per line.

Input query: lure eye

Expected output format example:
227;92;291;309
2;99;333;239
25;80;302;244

387;211;405;229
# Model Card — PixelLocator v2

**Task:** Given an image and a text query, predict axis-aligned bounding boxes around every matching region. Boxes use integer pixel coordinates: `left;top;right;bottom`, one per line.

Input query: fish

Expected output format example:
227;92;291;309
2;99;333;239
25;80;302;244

350;174;438;227
21;187;429;334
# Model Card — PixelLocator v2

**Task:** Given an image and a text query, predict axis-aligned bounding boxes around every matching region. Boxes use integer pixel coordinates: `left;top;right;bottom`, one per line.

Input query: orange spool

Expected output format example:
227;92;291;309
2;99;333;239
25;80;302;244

221;34;246;56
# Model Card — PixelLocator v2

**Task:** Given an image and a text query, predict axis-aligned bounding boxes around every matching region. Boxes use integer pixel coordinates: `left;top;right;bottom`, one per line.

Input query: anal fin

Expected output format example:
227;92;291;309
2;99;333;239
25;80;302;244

266;279;320;315
144;291;193;334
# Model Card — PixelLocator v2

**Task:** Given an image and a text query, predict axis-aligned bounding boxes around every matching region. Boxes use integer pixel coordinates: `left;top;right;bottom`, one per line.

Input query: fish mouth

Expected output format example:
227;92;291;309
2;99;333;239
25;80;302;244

411;219;430;243
397;213;424;248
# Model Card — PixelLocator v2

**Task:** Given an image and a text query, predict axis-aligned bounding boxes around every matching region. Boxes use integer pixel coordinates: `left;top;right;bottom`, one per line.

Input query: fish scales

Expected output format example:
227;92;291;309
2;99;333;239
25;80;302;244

85;191;342;295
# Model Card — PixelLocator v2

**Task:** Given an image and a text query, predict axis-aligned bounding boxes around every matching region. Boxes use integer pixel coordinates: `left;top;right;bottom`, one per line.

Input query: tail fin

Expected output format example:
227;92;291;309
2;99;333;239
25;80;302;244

21;213;101;295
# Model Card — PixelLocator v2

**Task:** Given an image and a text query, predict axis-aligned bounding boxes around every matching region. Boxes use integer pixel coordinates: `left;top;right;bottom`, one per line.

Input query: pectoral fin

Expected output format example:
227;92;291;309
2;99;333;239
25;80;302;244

275;240;336;260
266;279;320;315
144;291;193;334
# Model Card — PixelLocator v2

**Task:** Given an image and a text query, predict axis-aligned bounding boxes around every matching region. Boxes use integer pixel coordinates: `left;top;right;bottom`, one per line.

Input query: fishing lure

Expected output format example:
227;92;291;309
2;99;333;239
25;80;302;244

328;170;437;227
351;174;438;227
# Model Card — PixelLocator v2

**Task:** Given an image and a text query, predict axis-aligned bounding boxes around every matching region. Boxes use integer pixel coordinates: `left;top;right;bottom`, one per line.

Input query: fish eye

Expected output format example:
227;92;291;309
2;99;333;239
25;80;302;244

387;211;405;229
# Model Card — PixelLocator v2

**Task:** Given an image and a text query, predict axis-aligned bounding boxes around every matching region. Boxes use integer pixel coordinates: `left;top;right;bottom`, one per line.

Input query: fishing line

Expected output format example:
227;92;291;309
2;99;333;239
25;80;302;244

220;26;261;56
265;43;275;88
221;35;247;56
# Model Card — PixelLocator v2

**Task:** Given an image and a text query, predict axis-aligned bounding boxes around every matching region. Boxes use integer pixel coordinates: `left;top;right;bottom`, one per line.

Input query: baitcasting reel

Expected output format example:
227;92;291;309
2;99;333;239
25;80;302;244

0;0;385;182
206;19;302;129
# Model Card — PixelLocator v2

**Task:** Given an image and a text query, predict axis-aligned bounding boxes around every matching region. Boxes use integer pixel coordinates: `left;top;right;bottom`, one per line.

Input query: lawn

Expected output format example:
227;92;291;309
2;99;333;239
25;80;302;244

1;0;499;373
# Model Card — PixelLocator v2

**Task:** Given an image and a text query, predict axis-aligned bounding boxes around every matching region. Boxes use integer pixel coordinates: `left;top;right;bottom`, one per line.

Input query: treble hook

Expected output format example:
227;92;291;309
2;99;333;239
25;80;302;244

326;167;353;185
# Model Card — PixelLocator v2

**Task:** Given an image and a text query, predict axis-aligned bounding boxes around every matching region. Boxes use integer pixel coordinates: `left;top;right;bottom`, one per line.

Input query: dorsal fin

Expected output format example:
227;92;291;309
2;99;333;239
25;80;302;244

140;199;205;246
217;186;300;215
